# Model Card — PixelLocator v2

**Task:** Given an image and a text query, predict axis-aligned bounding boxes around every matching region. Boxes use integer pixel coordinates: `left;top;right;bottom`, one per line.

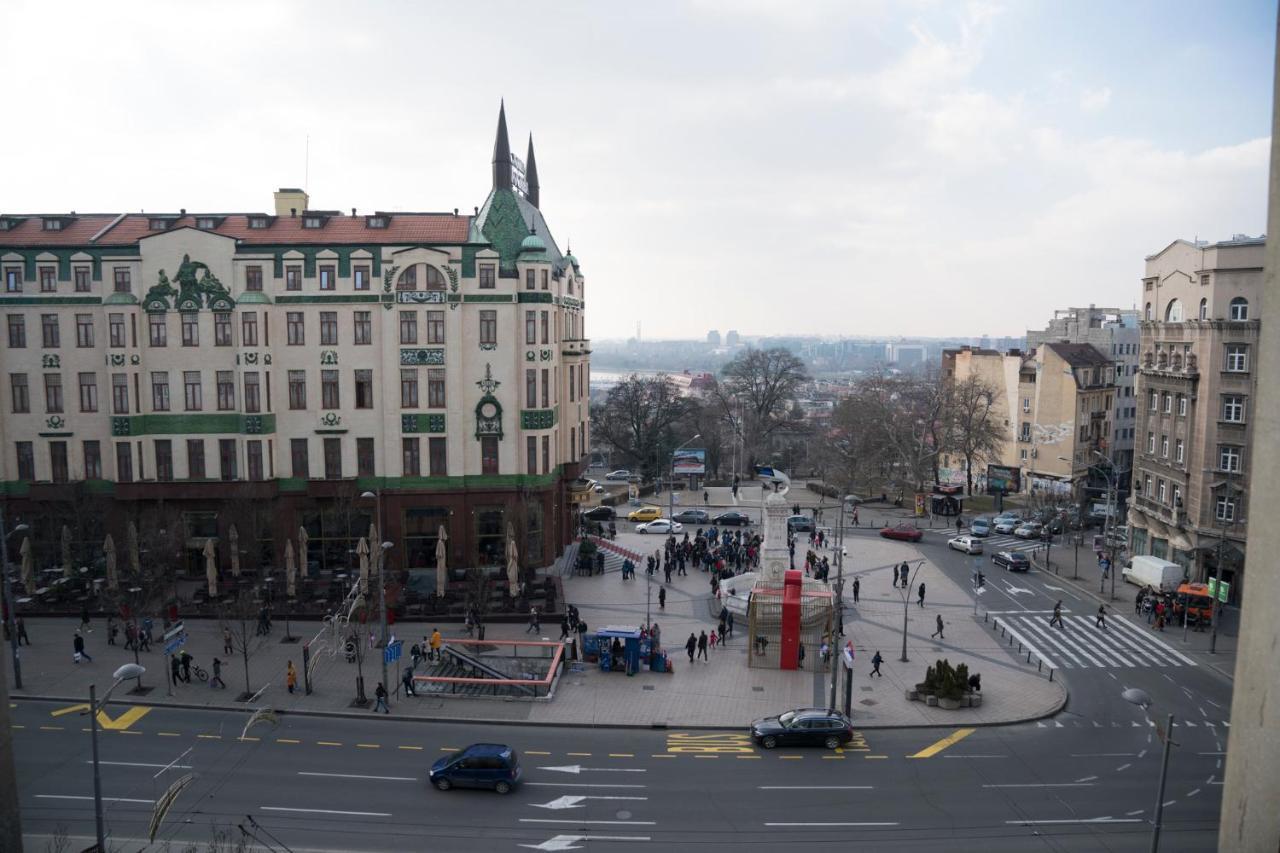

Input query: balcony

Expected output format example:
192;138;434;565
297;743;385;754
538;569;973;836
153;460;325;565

1140;350;1199;379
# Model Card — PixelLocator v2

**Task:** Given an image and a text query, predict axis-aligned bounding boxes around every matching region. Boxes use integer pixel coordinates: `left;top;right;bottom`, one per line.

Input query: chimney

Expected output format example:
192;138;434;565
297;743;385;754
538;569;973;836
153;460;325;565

274;188;309;218
351;208;357;217
180;208;186;216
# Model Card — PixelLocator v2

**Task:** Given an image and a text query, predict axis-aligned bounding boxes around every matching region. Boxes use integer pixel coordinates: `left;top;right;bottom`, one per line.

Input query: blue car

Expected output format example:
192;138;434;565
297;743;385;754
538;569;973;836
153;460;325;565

969;519;992;537
430;743;522;793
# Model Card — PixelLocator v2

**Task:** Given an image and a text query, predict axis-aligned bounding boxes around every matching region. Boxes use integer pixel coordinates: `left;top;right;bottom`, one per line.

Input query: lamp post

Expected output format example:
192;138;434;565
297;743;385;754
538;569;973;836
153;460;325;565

1209;473;1240;654
360;491;392;706
828;491;849;711
1;517;29;690
1121;687;1176;853
88;663;146;851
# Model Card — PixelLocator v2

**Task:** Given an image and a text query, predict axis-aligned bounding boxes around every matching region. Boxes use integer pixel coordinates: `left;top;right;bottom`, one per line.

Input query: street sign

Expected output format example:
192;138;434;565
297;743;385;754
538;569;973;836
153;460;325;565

841;641;855;669
1207;578;1230;603
164;634;186;656
383;640;402;665
163;621;185;641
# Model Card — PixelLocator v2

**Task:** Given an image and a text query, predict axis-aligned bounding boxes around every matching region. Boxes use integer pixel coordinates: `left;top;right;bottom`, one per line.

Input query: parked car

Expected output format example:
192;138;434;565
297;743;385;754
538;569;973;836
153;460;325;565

605;469;633;481
750;708;856;750
429;743;521;793
672;509;710;524
993;517;1021;535
713;511;752;526
969;518;992;537
786;515;814;533
627;505;662;522
948;535;983;555
992;551;1031;572
636;519;683;535
880;523;923;542
581;505;615;521
1013;522;1043;539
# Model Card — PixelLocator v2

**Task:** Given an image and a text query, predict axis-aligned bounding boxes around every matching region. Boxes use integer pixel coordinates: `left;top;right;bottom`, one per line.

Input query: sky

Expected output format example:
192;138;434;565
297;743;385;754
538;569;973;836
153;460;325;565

1;0;1275;339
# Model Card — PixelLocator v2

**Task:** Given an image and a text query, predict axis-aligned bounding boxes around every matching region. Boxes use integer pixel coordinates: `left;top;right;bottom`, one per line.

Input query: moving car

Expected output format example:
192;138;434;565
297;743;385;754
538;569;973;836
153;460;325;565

581;506;615;521
992;516;1021;535
429;743;521;793
750;708;856;750
713;511;752;526
605;469;633;481
627;505;662;523
672;509;710;524
948;535;983;555
1013;522;1043;539
879;523;923;542
636;519;684;535
992;550;1030;572
786;515;814;533
969;518;992;537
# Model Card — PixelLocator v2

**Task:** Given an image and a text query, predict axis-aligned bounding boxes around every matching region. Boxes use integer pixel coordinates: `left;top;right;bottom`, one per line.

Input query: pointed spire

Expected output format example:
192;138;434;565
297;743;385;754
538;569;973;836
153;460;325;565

492;100;512;191
526;133;541;208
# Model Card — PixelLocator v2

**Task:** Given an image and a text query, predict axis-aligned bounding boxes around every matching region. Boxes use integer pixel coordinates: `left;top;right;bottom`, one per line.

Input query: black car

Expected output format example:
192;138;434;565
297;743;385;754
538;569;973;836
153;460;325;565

992;550;1031;572
581;506;616;521
672;509;710;524
713;511;752;526
786;514;814;533
750;708;855;750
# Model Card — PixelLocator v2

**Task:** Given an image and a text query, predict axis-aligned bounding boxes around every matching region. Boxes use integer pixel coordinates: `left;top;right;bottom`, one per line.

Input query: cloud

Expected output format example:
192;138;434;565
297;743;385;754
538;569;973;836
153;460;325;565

1080;86;1114;112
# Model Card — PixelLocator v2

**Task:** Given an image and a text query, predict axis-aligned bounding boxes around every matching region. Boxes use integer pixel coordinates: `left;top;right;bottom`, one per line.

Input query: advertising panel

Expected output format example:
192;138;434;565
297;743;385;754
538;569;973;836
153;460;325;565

672;448;706;475
986;464;1022;494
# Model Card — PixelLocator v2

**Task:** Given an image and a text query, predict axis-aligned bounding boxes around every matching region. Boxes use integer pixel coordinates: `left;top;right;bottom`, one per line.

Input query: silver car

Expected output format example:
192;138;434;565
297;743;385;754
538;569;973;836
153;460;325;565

948;535;983;555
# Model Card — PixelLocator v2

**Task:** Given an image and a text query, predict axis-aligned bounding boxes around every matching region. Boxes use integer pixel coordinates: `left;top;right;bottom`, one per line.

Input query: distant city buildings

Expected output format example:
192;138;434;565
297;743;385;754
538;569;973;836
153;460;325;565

725;329;739;347
706;329;721;346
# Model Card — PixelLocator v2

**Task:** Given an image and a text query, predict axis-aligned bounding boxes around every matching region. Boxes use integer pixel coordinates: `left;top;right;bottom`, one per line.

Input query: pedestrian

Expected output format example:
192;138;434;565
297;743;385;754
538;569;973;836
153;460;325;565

402;667;416;697
697;630;709;661
727;610;735;637
870;650;883;677
527;607;540;634
685;633;697;663
286;660;297;694
374;681;389;713
105;616;116;645
73;629;91;662
899;562;909;589
931;614;945;639
139;620;152;652
180;650;193;683
223;626;233;656
1096;604;1108;630
664;563;672;583
956;517;962;534
17;616;29;645
797;642;806;669
80;604;91;632
852;577;860;604
917;582;926;608
1049;600;1065;630
559;616;571;640
1134;592;1144;616
430;627;442;661
658;585;667;610
210;657;226;689
170;655;182;684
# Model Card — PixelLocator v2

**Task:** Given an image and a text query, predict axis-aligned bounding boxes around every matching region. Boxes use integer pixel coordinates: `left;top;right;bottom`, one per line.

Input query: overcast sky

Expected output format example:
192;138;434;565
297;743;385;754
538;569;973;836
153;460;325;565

2;1;1274;340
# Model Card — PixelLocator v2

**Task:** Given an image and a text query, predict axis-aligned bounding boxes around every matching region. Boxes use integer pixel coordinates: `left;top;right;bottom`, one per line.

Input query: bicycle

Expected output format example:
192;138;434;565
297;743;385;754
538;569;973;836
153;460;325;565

192;666;208;682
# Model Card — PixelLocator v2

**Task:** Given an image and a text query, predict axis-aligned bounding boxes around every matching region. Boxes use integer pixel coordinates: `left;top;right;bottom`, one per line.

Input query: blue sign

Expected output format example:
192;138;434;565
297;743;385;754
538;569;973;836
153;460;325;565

383;640;403;664
164;634;186;656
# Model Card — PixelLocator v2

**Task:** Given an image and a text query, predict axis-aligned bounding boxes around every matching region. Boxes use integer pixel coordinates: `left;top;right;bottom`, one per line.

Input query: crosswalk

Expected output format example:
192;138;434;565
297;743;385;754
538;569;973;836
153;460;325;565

996;614;1197;671
978;534;1047;554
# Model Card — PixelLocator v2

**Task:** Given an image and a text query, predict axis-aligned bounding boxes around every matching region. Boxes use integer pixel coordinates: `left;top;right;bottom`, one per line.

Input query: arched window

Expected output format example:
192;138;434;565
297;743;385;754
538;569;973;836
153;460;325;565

1198;297;1208;320
1229;297;1249;321
397;263;446;292
396;265;418;291
1165;299;1183;322
1145;302;1152;321
424;265;446;292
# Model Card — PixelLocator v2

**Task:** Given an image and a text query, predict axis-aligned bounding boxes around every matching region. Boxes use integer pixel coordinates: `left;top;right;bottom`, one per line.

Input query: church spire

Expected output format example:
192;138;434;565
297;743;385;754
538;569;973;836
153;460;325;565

492;100;512;191
526;133;541;208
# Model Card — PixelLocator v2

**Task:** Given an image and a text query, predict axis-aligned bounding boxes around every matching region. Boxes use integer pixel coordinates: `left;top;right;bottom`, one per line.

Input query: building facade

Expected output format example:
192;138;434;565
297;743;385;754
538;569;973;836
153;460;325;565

0;104;589;589
1128;236;1262;599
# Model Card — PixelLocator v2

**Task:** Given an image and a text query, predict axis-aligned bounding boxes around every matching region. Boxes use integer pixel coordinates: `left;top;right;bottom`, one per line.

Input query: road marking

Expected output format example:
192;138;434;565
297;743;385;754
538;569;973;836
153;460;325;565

1006;818;1142;825
779;755;803;760
51;704;153;731
1116;764;1132;772
197;734;221;740
520;819;656;826
50;704;89;717
297;771;415;782
238;736;260;742
397;745;423;751
157;732;180;737
1071;753;1135;757
37;795;154;804
759;786;873;790
608;753;634;758
737;755;762;760
524;783;647;789
1075;775;1098;783
520;836;650;851
943;754;1006;759
532;795;648;810
1187;788;1201;797
539;765;646;775
984;783;1094;788
262;806;391;817
277;738;301;744
651;754;678;759
39;726;64;731
821;755;845;760
114;730;142;736
1126;809;1145;816
665;732;754;753
85;761;191;770
526;751;552;755
567;752;592;757
765;822;898;827
908;728;976;759
316;741;342;747
1197;751;1226;756
864;755;889;759
356;743;380;749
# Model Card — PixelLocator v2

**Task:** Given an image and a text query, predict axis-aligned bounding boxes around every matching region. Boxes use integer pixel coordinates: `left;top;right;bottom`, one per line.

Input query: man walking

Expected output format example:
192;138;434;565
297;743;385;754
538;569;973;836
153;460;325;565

402;666;417;697
917;582;926;608
658;585;667;610
1096;604;1108;630
209;657;226;689
685;633;697;664
527;607;541;634
107;616;117;645
899;562;910;589
373;681;390;714
17;616;30;645
1049;600;1065;630
180;650;193;683
73;629;91;663
697;630;709;662
852;577;860;604
429;627;442;662
870;650;883;677
286;661;297;694
223;626;233;656
726;610;735;638
931;614;945;640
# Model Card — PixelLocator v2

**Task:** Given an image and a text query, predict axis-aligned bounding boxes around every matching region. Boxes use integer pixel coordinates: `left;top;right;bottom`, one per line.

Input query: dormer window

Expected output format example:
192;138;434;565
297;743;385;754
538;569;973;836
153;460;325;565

0;218;14;231
248;217;269;229
303;216;323;229
42;218;64;231
366;216;387;229
149;218;171;230
196;217;220;230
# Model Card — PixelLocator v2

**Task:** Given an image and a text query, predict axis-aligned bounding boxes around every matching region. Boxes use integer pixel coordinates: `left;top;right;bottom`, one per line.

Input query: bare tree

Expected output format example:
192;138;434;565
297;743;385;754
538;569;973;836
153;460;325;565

219;596;267;702
712;347;809;471
590;374;699;479
946;375;1007;496
848;369;948;495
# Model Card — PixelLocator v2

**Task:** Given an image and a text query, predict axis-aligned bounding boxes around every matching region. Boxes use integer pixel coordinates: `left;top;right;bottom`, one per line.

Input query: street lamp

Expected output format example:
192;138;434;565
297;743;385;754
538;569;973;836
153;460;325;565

87;663;146;851
1121;687;1176;853
1;518;29;690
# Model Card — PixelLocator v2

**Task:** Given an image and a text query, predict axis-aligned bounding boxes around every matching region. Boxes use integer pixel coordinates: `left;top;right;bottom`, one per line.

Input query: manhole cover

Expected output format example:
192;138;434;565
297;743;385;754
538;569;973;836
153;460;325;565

752;686;765;692
642;685;655;691
859;699;878;707
861;686;874;692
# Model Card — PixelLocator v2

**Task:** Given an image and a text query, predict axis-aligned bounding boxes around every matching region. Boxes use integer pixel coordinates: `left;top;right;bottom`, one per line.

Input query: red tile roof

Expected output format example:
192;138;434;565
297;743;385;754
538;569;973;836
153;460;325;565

0;215;122;247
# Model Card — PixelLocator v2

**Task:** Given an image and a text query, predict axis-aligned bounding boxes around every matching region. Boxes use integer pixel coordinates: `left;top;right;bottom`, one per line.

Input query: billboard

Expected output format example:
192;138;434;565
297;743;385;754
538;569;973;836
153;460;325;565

673;449;706;475
986;464;1022;494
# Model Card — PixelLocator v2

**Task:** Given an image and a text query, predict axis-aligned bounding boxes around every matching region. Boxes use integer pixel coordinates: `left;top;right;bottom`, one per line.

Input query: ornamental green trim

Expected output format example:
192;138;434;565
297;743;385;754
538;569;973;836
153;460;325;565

401;413;446;434
517;292;554;304
235;291;273;304
275;294;381;304
103;292;139;305
400;348;445;366
109;413;277;437
0;296;102;306
520;407;558;430
480;189;531;272
462;294;514;303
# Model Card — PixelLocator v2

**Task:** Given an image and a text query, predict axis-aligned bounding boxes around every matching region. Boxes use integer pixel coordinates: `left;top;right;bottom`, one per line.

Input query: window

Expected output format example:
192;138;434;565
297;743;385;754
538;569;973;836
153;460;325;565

111;374;128;414
400;369;418;408
542;435;550;474
74;267;90;292
10;374;29;413
151;372;170;411
397;266;417;291
286;266;301;290
303;216;322;229
1149;390;1158;411
241;312;258;346
49;441;68;483
1177;395;1187;417
216;371;235;410
427;368;445;408
291;439;310;478
1173;486;1182;509
319;264;335;290
219;439;237;481
288;370;307;409
243;372;261;413
526;269;536;290
1160;435;1168;458
1229;297;1249;321
400;311;418;344
570;426;576;460
1175;439;1184;464
1145;302;1152;321
1225;344;1249;373
115;442;132;482
287;312;305;345
245;265;263;291
43;374;63;413
84;441;101;479
526;310;536;344
5;267;22;293
541;269;548;290
402;437;421;476
320;311;338;345
429;437;446;476
1144;475;1152;497
75;314;93;347
354;311;372;345
181;313;199;346
424;266;446;292
366;216;387;229
183;371;202;411
7;316;25;348
354;369;374;409
569;365;576;402
353;265;370;291
113;267;131;294
1022;397;1030;413
249;216;269;229
42;218;62;231
78;372;97;412
1157;479;1167;503
321;369;339;408
39;267;56;292
478;264;496;289
1165;299;1183;322
479;310;497;346
109;314;125;348
323;438;342;479
16;442;35;481
426;310;444;344
1147;432;1155;454
1019;422;1030;442
1162;392;1171;413
526;369;536;408
1220;445;1242;472
357;437;375;477
1216;495;1237;523
541;311;549;344
527;436;537;474
41;314;59;348
187;439;206;479
541;368;550;408
149;314;167;347
246;440;264;481
214;312;232;346
1222;395;1246;423
480;435;499;474
155;440;174;481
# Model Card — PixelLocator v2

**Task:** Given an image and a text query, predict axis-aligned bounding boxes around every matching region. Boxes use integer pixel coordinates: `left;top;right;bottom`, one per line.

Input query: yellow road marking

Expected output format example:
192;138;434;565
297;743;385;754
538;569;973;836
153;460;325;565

398;745;423;751
277;738;301;744
197;734;221;740
526;751;552;756
665;732;755;754
608;753;634;758
53;703;152;731
317;741;342;747
822;755;846;760
157;732;180;737
568;752;591;757
908;728;977;759
357;743;380;749
779;755;803;760
50;704;89;717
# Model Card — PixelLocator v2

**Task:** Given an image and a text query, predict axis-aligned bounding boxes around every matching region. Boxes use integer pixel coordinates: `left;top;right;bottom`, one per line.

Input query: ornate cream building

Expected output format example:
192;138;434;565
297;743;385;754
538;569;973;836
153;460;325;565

0;104;589;587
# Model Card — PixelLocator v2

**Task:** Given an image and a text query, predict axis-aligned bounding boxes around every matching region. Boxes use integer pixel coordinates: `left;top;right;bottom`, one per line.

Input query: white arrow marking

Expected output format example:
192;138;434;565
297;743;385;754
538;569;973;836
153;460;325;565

538;764;647;775
520;835;650;851
1044;585;1065;592
1004;583;1034;596
532;795;648;810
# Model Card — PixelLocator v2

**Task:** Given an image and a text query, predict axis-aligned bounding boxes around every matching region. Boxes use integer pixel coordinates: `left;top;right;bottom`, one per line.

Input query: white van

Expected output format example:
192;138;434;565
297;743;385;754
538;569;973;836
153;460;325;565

1122;555;1184;593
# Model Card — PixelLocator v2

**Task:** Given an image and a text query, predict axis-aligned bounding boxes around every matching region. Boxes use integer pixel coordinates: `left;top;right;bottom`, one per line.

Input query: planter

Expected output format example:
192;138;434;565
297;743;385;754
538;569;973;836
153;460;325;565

938;696;963;710
970;694;982;707
925;695;939;707
906;689;919;701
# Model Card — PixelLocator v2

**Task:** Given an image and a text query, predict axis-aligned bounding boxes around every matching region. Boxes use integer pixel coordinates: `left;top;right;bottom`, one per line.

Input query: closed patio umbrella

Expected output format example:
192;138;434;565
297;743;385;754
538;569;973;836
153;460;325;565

203;539;217;598
435;526;448;598
357;537;370;596
61;525;73;578
506;524;520;596
19;536;33;591
285;540;297;599
103;535;117;591
228;524;241;577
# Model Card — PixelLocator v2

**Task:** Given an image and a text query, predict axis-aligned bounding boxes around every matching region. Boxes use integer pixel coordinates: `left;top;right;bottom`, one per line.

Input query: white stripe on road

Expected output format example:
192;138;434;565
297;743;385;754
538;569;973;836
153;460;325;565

262;806;392;817
765;822;899;827
1070;753;1135;757
84;761;192;770
1015;617;1084;668
1093;619;1168;667
942;754;1007;759
993;617;1059;670
36;795;154;804
1110;616;1197;666
758;786;874;790
524;782;647;788
520;819;657;825
982;783;1095;788
1065;617;1132;667
297;771;416;782
1006;818;1143;825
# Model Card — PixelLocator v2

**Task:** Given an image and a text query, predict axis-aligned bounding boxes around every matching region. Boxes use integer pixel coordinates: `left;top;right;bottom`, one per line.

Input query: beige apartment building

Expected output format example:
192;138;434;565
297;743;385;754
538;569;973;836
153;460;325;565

0;104;589;584
1128;236;1262;600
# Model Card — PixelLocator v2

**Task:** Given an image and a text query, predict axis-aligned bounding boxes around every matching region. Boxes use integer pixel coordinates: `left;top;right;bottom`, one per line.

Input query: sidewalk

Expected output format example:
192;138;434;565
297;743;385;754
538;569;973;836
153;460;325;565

6;530;1064;729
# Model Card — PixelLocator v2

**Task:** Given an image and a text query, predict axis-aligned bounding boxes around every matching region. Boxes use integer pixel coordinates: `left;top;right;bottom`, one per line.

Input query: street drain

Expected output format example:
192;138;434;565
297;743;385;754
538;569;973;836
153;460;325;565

752;686;765;692
643;685;655;691
860;699;878;706
861;686;874;692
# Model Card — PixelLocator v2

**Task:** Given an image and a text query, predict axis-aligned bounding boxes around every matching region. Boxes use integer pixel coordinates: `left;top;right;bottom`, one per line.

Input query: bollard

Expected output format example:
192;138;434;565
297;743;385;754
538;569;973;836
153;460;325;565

1018;642;1022;654
1049;668;1054;682
1038;660;1042;672
1027;651;1031;663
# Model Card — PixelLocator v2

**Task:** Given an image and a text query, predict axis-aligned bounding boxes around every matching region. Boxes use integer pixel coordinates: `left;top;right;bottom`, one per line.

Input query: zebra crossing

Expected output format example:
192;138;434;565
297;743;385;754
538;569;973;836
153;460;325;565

996;613;1198;670
979;534;1048;554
